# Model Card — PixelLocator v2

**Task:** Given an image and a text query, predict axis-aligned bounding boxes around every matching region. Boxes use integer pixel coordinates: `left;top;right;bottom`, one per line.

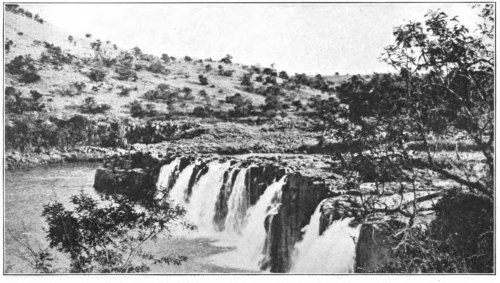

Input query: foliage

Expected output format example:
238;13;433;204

57;82;85;97
279;71;289;80
192;106;213;118
220;54;233;64
143;84;181;104
6;38;14;53
241;73;253;86
5;87;45;114
184;56;193;62
40;192;187;273
90;40;102;51
40;42;73;66
371;189;493;273
80;97;111;114
128;100;157;118
148;61;170;75
88;68;106;82
85;34;92;38
318;5;494;273
161;54;170;63
199;74;209;85
6;55;41;83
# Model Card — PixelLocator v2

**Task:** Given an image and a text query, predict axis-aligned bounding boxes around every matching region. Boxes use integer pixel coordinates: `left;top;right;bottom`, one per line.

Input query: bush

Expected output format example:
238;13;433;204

6;55;36;75
241;73;253;86
184;56;193;62
38;192;187;273
219;68;234;77
255;76;263;82
88;68;106;82
220;54;233;64
128;100;157;118
199;74;209;85
148;61;169;74
143;84;180;103
131;47;142;57
192;106;212;117
116;67;137;81
56;83;83;97
5;38;14;53
5;87;45;114
262;95;283;112
68;35;73;42
90;40;102;51
279;71;289;80
371;190;493;273
85;33;91;38
205;65;212;72
6;55;40;84
40;42;73;66
80;97;111;114
118;86;133;97
161;54;170;63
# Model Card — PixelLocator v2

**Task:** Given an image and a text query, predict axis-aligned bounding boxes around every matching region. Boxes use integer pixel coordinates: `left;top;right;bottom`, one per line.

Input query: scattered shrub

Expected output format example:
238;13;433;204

205;64;212;72
17;32;23;36
199;74;209;85
40;42;73;65
56;83;84;97
68;35;73;42
161;54;170;63
148;61;169;75
80;97;111;114
90;40;102;51
192;106;213;118
184;56;193;62
6;55;36;75
264;76;277;85
219;68;234;77
88;68;106;82
143;84;181;103
292;100;303;110
5;38;14;53
279;71;289;80
255;76;263;82
5;86;45;114
220;54;233;64
128;100;157;118
241;73;253;86
86;33;92;38
131;47;143;57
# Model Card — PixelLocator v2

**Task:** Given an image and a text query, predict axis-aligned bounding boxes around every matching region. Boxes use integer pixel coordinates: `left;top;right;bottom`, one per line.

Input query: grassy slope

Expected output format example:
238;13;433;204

5;11;334;123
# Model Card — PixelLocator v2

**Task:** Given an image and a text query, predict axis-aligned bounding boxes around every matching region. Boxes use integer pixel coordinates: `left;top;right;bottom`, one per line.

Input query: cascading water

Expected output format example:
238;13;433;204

169;163;196;206
156;158;180;191
183;161;232;235
156;158;360;273
223;167;251;235
290;203;360;273
209;176;286;271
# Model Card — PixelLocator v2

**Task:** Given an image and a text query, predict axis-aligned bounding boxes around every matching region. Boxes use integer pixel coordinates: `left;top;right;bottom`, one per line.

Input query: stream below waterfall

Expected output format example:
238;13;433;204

5;160;359;273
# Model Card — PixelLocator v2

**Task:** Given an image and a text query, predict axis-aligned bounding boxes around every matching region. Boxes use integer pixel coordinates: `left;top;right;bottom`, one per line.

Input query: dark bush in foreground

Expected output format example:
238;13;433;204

370;189;493;273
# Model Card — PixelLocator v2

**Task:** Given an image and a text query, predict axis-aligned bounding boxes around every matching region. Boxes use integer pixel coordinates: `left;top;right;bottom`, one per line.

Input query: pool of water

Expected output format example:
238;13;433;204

4;163;254;273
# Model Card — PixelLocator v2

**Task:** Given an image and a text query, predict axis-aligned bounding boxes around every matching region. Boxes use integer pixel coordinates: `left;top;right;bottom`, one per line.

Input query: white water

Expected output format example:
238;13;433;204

156;159;361;273
169;163;196;206
209;176;286;270
156;158;180;191
183;161;232;234
223;167;250;235
290;212;360;273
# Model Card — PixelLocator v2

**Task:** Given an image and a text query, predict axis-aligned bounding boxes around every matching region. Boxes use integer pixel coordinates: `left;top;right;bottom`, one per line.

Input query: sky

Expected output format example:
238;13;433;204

22;2;484;76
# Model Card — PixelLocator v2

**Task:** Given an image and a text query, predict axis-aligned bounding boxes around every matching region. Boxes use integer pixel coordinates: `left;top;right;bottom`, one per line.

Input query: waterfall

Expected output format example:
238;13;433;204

223;167;250;234
156;158;180;191
290;208;360;273
169;163;196;206
209;176;286;271
183;161;232;235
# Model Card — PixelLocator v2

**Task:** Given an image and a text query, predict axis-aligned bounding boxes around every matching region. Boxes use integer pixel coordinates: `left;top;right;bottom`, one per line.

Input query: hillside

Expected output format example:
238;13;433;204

4;6;348;167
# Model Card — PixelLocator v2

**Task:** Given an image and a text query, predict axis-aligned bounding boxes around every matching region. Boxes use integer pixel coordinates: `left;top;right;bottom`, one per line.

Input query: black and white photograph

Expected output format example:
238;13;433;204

1;1;496;276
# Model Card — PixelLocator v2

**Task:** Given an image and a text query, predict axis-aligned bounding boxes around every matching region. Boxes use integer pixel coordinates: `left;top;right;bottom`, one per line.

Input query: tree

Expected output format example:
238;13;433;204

39;191;189;273
319;5;493;272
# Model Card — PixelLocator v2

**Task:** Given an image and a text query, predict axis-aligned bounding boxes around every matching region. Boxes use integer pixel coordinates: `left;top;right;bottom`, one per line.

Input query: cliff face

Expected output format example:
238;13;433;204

262;173;329;272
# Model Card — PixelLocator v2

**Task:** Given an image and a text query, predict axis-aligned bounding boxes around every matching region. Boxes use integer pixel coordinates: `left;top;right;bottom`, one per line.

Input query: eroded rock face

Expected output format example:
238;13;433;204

261;174;329;272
